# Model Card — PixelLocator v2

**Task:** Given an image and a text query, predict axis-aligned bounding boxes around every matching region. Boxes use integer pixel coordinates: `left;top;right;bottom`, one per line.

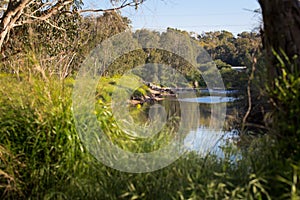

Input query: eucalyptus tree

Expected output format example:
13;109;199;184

0;0;145;52
258;0;300;157
0;0;145;77
258;0;300;78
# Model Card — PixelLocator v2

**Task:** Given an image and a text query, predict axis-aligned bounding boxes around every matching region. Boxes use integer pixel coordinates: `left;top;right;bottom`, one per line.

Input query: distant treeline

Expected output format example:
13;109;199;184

0;12;261;83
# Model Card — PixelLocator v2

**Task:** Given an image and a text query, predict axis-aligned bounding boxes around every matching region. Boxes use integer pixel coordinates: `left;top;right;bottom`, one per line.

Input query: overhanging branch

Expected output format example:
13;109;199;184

0;0;146;52
78;0;145;13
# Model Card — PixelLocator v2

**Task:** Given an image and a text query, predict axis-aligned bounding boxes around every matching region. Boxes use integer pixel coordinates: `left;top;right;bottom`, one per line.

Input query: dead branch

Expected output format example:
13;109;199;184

78;0;145;13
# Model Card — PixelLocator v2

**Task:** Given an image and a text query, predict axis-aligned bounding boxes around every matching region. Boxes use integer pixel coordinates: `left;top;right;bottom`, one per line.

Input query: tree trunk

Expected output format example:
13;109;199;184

0;0;31;52
258;0;300;78
259;0;300;157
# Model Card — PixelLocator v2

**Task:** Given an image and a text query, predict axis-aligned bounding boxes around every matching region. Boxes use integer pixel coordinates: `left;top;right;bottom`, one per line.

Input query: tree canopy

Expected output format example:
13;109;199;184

0;0;145;52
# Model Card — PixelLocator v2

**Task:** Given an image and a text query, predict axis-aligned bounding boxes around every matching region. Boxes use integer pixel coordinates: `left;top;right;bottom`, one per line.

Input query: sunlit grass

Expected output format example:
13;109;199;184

0;74;299;199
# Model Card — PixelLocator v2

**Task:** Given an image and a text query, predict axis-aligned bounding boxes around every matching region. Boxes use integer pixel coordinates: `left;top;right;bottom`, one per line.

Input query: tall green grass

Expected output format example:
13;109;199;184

0;73;299;199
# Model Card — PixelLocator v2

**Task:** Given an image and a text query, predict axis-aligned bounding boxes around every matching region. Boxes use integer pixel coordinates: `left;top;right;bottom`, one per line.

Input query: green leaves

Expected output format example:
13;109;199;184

268;50;300;159
199;31;261;67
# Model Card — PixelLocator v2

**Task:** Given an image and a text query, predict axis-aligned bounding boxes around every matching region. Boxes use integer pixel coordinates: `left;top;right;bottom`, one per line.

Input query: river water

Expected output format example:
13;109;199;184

159;89;241;158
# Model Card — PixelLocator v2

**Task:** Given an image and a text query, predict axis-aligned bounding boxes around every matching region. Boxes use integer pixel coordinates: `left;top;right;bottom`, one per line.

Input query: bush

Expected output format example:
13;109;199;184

0;73;299;199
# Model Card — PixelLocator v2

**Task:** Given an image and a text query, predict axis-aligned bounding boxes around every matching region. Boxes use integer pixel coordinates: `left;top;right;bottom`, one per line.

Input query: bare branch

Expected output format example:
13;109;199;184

0;0;33;51
13;1;73;28
30;2;54;16
79;0;145;13
44;19;66;31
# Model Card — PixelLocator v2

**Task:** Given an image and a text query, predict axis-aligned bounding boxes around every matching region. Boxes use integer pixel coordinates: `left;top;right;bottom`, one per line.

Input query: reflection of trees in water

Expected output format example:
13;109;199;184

198;104;212;127
160;96;204;132
128;96;198;139
124;91;240;153
159;96;236;131
160;96;211;126
127;95;240;158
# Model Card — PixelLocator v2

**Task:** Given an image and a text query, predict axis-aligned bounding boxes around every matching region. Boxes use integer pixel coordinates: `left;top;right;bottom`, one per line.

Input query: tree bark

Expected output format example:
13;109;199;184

258;0;300;78
259;0;300;157
0;0;31;52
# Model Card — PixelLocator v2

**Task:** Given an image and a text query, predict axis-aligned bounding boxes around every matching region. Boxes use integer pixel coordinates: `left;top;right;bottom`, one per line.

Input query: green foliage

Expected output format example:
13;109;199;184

99;29;261;90
268;50;300;159
0;11;130;78
0;73;300;199
95;101;178;153
0;76;88;198
220;67;248;89
0;7;299;198
132;85;149;97
133;29;160;47
198;31;261;67
94;76;179;153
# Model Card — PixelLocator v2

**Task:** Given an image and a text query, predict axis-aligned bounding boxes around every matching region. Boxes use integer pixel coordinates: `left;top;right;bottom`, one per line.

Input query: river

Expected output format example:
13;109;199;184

158;89;241;158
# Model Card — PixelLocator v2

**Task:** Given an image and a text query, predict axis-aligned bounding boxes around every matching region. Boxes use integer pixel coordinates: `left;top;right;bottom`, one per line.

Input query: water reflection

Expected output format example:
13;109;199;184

160;91;239;158
179;96;236;104
128;89;240;157
184;126;240;158
184;126;224;156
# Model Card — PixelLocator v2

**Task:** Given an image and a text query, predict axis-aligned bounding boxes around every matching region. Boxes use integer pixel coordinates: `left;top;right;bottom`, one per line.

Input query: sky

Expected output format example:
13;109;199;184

84;0;261;35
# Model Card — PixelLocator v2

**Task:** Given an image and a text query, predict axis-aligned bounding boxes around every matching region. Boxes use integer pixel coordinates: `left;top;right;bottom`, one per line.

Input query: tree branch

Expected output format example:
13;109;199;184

0;0;32;52
78;0;145;13
242;52;257;131
0;0;146;52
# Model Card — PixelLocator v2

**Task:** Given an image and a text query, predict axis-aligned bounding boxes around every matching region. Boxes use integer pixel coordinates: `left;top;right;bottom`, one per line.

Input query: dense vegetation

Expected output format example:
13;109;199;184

0;0;300;199
0;75;296;199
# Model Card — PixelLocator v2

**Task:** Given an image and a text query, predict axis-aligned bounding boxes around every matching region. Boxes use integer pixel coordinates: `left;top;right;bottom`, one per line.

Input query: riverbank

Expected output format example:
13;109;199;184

129;81;242;105
1;74;294;199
